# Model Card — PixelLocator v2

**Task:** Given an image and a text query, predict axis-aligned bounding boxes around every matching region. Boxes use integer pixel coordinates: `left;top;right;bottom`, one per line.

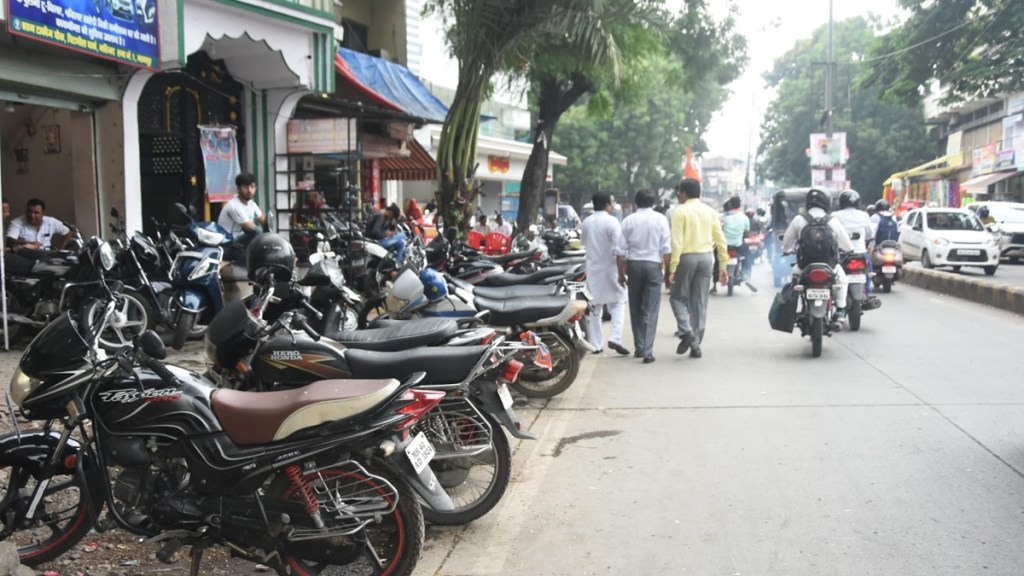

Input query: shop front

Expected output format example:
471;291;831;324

883;152;967;215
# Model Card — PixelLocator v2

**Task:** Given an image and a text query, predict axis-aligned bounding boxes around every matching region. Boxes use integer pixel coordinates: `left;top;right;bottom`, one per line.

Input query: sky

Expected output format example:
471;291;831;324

703;0;905;159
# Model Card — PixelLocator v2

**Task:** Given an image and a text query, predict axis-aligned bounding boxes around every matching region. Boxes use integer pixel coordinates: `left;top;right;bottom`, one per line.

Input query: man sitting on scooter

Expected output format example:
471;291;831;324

218;172;265;262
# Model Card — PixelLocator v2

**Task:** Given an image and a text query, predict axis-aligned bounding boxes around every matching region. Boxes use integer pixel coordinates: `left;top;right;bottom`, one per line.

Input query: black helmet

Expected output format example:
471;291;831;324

839;190;860;210
806;188;831;212
978;206;990;218
246;233;295;282
875;199;890;212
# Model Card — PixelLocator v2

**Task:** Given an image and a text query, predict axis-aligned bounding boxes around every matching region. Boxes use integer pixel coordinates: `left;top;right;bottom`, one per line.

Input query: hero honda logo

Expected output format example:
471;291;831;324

98;388;182;403
270;350;303;361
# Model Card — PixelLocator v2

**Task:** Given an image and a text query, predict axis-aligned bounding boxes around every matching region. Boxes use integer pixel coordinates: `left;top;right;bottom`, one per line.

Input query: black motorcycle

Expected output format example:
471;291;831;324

0;290;453;575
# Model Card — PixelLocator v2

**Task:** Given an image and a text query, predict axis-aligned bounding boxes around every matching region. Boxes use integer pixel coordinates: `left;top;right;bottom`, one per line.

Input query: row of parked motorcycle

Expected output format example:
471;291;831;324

0;211;591;575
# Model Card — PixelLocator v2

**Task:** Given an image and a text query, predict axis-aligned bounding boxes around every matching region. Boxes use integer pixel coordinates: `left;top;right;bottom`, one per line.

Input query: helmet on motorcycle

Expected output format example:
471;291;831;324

875;199;890;212
978;206;990;219
246;233;295;282
805;188;831;213
419;268;448;303
839;190;861;210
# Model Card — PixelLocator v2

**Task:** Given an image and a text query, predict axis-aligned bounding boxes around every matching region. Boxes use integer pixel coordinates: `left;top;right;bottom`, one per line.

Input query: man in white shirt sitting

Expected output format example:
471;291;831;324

494;214;513;237
6;198;70;255
218;173;265;262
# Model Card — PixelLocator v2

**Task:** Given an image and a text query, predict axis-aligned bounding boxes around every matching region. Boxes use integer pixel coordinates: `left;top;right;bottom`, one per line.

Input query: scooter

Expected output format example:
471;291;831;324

871;240;903;293
841;252;869;331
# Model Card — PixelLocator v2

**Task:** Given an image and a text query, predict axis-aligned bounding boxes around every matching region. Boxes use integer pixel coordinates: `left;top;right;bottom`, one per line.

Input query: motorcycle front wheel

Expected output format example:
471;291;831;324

0;435;95;565
270;460;423;576
512;331;580;398
417;405;512;526
80;289;154;351
171;310;197;350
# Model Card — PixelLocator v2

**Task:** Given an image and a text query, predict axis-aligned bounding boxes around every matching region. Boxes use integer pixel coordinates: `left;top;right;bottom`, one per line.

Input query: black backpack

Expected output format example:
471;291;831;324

797;214;838;268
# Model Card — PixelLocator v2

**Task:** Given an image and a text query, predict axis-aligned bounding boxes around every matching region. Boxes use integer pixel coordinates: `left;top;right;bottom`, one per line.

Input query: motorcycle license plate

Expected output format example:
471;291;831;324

406;432;435;475
497;383;514;409
847;273;866;283
806;288;830;300
957;249;980;256
882;266;897;274
728;257;738;265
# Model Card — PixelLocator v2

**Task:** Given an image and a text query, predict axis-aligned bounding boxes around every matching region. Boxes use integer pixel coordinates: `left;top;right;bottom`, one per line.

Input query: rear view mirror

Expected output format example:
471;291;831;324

137;330;167;359
265;209;277;232
111;206;120;218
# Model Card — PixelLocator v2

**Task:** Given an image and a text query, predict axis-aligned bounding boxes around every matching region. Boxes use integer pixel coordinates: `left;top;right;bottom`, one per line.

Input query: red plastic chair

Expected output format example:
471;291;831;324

484;232;511;255
466;230;486;250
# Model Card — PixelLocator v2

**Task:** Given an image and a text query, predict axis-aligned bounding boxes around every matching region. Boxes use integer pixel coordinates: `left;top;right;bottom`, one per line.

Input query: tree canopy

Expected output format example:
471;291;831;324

858;0;1024;106
757;16;934;201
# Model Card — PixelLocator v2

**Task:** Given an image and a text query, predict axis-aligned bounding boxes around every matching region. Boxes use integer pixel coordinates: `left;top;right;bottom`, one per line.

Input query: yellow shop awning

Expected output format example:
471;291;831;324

883;152;965;186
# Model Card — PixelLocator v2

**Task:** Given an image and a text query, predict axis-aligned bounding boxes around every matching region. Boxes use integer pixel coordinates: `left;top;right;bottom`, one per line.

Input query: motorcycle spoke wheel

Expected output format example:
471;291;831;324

0;463;93;565
273;463;423;576
512;332;579;398
83;291;152;351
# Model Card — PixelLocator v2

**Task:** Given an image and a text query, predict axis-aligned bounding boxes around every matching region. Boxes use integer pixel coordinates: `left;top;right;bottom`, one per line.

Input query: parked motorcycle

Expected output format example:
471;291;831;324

871;240;903;293
204;283;533;525
1;289;453;575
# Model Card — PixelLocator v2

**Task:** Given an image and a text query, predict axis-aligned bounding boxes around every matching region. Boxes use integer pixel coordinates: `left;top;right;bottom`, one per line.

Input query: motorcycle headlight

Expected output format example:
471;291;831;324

931;237;950;247
99;241;116;270
385;292;409;313
196;227;225;246
10;367;41;407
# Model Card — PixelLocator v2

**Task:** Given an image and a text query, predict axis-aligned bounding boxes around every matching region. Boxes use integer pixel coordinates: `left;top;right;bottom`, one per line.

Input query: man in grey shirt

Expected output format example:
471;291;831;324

617;190;671;363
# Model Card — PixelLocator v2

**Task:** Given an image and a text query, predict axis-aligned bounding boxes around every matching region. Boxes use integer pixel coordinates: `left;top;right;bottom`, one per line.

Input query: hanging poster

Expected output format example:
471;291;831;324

199;125;241;203
808;133;848;168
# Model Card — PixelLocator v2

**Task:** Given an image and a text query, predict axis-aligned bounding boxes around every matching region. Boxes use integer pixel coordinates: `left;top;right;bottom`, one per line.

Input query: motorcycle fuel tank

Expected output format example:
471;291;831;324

253;333;352;388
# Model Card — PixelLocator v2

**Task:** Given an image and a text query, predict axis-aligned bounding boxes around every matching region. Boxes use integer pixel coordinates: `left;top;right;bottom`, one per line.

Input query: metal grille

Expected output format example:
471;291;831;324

948;250;988;262
413;397;493;459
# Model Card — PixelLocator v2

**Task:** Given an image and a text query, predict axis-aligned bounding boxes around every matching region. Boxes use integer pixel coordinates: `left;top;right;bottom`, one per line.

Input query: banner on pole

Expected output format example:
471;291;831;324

199;125;241;203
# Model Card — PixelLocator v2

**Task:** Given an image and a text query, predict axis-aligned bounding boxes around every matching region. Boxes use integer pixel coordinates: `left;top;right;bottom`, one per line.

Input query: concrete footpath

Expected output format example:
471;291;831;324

900;261;1024;316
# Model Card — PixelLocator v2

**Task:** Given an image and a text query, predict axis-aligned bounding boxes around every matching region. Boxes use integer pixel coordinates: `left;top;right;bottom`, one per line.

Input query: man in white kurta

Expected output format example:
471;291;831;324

581;192;629;355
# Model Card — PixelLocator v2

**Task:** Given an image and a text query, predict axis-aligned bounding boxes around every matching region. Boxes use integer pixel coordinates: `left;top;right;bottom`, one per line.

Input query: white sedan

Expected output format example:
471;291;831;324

898;207;1000;276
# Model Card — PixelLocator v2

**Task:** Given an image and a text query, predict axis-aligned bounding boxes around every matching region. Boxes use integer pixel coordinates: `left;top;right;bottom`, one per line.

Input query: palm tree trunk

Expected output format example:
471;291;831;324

437;67;486;236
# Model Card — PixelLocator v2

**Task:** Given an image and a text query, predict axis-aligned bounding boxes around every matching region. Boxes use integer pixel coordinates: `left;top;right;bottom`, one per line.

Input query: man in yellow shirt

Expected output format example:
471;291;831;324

666;179;729;358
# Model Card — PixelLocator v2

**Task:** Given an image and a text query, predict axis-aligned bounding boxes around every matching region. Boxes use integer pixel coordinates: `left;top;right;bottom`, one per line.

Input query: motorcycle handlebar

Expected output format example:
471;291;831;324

296;317;321;341
136;350;181;387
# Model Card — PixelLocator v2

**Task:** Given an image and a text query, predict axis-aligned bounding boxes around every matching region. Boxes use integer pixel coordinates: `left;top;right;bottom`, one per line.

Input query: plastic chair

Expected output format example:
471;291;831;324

484;232;511;255
466;230;486;250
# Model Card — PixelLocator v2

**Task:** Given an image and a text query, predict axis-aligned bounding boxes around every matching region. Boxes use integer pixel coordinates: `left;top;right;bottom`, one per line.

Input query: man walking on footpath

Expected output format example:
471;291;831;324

666;179;728;359
617;190;671;363
582;192;630;356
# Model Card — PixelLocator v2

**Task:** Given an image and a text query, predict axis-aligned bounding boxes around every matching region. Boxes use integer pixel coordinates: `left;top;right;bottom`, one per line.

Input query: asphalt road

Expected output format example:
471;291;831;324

916;257;1024;287
417;260;1024;576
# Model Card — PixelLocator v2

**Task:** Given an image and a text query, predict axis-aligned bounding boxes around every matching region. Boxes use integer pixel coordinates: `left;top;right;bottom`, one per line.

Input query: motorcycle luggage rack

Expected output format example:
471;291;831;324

414;397;493;459
285;459;399;541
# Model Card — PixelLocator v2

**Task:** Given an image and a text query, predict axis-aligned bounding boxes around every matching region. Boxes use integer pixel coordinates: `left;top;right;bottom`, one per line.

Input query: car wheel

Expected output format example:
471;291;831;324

1010;257;1020;264
921;250;933;269
952;266;961;272
984;266;997;276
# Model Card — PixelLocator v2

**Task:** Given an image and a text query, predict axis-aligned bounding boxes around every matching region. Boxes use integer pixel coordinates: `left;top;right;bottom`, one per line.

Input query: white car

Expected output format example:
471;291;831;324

965;201;1024;262
899;207;1000;275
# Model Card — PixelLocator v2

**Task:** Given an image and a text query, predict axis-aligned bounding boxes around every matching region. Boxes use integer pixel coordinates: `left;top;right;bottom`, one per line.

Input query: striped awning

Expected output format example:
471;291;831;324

380;139;436;181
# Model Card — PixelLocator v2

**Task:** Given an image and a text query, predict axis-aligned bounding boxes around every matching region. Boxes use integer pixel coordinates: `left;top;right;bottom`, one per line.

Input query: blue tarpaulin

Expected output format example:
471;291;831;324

336;47;449;124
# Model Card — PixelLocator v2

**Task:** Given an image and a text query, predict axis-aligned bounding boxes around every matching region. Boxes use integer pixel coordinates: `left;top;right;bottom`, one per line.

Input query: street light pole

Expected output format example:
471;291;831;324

825;0;834;184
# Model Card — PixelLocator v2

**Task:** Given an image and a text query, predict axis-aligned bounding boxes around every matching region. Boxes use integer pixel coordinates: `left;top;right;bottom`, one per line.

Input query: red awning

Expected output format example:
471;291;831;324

380;139;436;181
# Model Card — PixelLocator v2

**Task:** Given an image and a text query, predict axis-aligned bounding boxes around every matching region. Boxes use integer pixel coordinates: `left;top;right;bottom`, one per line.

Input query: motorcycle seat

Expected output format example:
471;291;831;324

481;249;537;265
345;345;488;384
212;378;400;445
332;318;457;352
551;256;586;267
473;294;570;326
472;284;560;299
476;265;573;287
559;249;586;258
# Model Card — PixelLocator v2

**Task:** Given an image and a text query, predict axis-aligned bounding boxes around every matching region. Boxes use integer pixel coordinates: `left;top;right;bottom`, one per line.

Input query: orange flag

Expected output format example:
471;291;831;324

684;146;701;181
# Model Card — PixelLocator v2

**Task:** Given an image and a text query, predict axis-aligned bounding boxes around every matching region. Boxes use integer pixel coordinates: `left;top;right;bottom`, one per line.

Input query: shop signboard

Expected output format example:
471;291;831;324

972;143;997;176
996;148;1015;171
286;118;357;154
6;0;159;68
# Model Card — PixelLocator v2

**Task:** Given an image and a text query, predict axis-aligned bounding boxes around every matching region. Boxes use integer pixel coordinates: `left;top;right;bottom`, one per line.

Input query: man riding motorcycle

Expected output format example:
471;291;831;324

781;188;852;324
833;190;881;310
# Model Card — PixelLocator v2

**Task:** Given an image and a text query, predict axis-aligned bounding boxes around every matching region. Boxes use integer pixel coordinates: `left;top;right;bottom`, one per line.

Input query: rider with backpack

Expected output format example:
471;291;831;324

872;199;900;244
781;189;854;320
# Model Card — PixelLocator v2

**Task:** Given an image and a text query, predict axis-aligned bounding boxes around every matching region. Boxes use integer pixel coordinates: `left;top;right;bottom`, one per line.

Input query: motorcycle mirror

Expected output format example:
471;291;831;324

137;330;167;360
266;209;277;232
174;203;189;217
111;206;119;218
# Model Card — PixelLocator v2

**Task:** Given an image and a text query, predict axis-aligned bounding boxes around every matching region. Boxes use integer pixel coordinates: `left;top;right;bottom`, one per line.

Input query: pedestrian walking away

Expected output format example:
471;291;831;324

582;192;630;356
617;190;671;363
666;179;729;359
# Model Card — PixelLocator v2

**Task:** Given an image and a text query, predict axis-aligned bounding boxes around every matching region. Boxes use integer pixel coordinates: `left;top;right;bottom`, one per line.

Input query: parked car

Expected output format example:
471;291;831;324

899;207;1000;275
965;201;1024;262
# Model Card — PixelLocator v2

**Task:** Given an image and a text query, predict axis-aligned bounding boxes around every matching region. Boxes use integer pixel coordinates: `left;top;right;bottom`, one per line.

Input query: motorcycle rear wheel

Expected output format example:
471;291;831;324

0;440;95;565
810;317;823;358
80;289;153;351
847;298;862;332
270;461;423;576
881;277;893;293
419;407;512;526
512;331;579;398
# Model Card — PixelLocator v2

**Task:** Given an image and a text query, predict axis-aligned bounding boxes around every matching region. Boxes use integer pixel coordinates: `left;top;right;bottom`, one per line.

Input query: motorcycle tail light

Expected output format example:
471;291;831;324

884;254;896;263
500;359;524;383
395;389;446;431
806;268;831;284
479;332;496;345
847;258;866;272
534;251;544;261
727;247;738;258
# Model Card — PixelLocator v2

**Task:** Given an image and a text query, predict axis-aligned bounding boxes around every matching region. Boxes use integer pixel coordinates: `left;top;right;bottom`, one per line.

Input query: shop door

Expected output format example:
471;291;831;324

136;52;243;234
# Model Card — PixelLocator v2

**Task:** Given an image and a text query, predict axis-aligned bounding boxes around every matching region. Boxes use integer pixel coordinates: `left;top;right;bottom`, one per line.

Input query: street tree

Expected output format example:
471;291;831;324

858;0;1024;106
757;16;933;200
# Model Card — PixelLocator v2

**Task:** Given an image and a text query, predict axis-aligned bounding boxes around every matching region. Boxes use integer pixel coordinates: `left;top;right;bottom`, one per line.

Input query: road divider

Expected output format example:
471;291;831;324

900;263;1024;315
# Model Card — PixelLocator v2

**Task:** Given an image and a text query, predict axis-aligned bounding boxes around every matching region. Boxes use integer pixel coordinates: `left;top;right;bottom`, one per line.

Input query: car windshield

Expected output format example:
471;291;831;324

926;212;982;231
989;206;1024;224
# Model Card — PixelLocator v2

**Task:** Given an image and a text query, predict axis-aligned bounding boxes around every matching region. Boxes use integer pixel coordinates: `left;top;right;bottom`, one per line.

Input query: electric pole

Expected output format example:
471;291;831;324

825;0;834;185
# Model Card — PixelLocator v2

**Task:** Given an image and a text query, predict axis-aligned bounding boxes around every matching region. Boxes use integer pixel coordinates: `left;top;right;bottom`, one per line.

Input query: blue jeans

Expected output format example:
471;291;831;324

380;232;407;262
